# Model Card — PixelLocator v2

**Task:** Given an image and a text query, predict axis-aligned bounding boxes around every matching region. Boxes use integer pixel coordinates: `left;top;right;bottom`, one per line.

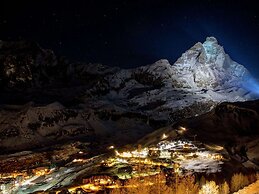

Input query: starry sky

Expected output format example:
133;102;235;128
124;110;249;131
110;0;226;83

1;0;259;74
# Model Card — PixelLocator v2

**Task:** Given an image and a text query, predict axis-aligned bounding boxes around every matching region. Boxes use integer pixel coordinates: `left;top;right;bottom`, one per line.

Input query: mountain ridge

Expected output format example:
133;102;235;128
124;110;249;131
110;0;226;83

0;37;258;153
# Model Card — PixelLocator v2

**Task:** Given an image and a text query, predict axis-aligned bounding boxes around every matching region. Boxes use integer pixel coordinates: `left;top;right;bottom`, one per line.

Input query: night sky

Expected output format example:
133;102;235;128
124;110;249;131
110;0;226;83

1;0;259;75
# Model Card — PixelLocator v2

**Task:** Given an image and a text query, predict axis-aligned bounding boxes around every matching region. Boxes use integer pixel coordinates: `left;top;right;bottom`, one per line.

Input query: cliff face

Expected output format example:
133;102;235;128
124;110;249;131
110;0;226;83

0;37;257;153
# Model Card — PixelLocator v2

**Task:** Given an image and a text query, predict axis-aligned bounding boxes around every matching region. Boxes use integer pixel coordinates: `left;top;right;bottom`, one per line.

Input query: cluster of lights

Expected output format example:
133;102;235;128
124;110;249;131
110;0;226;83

105;154;169;168
33;167;51;176
72;159;85;163
157;140;197;151
0;167;55;194
0;126;225;194
63;177;159;193
0;172;27;179
115;148;149;158
112;138;223;175
67;183;102;193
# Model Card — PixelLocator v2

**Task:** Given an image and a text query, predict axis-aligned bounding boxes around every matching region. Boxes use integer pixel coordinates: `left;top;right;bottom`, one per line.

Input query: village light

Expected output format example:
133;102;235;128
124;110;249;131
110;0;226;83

179;126;186;131
72;159;85;163
108;145;115;150
178;126;188;134
161;133;168;140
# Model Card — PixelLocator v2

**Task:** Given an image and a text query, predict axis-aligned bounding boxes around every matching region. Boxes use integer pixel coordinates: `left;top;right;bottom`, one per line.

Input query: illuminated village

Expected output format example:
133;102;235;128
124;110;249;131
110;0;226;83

1;0;259;193
0;30;259;194
0;127;258;194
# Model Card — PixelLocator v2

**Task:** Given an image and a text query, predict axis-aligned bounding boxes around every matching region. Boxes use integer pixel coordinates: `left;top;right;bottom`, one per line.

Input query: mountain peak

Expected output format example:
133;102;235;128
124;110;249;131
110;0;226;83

175;36;224;67
202;36;224;63
172;37;249;89
205;36;218;44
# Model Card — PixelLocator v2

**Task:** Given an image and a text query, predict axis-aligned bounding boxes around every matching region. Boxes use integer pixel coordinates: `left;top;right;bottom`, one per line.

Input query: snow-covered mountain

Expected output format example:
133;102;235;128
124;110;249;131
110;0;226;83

84;37;256;121
0;37;258;152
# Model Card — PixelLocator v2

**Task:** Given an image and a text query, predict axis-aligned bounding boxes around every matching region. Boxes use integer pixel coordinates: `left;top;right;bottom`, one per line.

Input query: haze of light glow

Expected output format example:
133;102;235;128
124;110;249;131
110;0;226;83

242;77;259;95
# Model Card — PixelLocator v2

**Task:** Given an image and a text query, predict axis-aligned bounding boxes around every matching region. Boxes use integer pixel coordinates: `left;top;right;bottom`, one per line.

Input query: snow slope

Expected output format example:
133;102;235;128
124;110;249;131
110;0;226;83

0;37;258;152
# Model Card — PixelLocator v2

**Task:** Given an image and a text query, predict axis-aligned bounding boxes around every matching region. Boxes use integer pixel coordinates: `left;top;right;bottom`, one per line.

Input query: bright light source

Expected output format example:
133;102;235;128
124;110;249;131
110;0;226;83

179;126;187;131
178;126;187;134
161;133;168;140
108;145;115;149
72;159;84;163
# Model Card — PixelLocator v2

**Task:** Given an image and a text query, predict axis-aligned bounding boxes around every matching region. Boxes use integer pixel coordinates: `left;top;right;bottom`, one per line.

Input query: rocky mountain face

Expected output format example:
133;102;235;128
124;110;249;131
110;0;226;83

174;37;249;89
0;37;258;153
